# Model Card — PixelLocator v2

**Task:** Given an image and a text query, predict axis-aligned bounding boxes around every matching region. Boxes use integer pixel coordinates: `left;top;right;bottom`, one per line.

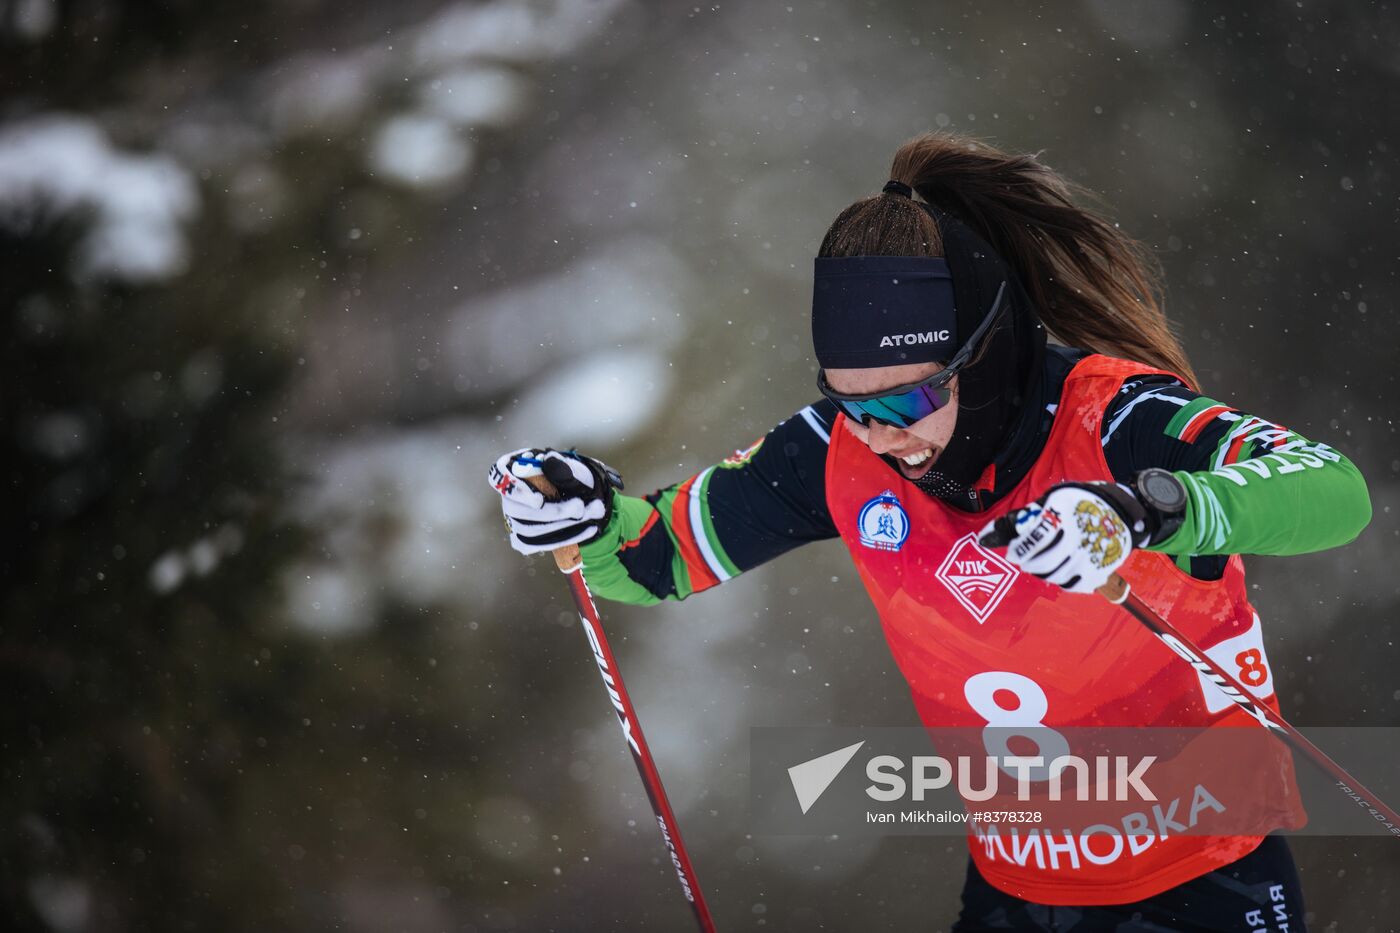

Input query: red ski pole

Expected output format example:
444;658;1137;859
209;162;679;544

525;475;718;932
1097;574;1400;833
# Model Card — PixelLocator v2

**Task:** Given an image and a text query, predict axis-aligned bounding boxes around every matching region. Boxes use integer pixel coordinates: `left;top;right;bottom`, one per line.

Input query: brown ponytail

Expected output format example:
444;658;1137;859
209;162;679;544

819;133;1197;387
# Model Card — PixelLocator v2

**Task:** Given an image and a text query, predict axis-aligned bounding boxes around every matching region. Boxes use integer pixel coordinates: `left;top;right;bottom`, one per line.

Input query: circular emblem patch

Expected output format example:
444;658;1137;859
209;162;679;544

858;489;910;552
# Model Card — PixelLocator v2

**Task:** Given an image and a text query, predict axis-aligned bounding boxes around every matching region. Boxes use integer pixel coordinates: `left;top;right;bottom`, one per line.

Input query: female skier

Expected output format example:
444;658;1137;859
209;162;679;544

488;134;1371;930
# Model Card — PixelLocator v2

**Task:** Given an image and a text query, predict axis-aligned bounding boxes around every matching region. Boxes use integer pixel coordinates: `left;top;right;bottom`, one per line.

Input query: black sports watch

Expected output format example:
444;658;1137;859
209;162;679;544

1133;467;1188;544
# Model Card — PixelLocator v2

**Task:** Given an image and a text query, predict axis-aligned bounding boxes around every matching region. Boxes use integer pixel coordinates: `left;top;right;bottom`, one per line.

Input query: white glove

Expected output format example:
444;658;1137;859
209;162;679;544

978;482;1149;594
488;448;623;555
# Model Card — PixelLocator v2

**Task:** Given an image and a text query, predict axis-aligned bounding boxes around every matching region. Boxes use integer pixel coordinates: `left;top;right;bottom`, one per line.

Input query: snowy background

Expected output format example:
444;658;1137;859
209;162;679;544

2;0;1398;930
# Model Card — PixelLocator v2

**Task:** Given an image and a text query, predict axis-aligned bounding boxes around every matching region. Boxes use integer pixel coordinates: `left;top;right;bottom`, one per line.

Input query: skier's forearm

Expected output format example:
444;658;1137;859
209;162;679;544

579;494;687;605
578;470;751;605
576;403;839;606
1150;442;1371;557
1103;383;1372;563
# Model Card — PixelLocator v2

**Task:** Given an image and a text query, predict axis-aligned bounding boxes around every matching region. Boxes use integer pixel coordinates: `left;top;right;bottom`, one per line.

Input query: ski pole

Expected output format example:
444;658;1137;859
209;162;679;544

523;474;718;932
1096;573;1400;833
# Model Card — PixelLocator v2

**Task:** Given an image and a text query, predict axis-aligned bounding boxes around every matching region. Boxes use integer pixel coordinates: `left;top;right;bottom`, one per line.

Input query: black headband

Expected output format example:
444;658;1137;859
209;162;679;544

811;256;958;369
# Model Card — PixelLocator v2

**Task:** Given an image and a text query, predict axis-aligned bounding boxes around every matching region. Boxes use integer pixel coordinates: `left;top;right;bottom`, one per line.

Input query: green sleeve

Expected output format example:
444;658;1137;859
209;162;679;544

1149;439;1372;557
578;494;691;606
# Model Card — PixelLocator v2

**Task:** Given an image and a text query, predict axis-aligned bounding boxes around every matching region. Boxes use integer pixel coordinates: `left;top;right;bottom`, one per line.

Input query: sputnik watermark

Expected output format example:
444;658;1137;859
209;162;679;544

866;753;1157;803
755;726;1400;837
788;742;1157;816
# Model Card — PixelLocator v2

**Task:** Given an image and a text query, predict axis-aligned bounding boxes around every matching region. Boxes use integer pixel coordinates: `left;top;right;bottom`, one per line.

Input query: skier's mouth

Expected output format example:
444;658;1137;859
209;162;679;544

895;447;939;480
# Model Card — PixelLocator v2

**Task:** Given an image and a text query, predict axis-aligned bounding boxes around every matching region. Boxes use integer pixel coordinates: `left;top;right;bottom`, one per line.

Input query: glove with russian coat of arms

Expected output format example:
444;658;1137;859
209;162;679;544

977;482;1150;594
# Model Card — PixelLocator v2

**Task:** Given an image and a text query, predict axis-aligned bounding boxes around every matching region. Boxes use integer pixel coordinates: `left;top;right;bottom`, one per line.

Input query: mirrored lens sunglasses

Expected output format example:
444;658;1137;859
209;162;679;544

817;371;954;429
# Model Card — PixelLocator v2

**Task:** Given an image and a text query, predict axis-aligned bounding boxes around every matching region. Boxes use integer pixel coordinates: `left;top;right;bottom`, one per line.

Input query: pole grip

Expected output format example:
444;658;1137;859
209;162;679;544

1096;573;1130;604
523;474;583;573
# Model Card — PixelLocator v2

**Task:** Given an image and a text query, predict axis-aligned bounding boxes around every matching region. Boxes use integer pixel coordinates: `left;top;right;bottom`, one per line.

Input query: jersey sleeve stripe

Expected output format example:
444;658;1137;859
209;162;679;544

668;474;721;592
1164;396;1230;441
798;405;831;444
1178;404;1233;443
722;437;766;467
1211;416;1268;470
693;466;740;581
1164;396;1215;437
1221;432;1249;467
617;509;660;552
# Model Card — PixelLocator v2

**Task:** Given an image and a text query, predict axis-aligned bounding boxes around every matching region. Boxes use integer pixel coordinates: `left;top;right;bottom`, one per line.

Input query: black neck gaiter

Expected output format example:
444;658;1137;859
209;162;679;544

899;207;1046;511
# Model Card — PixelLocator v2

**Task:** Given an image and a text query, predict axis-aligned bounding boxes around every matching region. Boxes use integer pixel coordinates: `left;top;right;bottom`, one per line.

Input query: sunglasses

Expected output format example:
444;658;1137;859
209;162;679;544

817;281;1006;430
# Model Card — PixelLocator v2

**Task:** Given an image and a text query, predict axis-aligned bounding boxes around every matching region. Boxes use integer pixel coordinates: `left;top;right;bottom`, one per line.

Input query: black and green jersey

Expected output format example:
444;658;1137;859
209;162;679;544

579;348;1371;606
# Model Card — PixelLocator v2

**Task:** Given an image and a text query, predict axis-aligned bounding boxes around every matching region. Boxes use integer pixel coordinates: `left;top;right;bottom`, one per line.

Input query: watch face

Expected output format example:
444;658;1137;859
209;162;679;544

1140;469;1187;512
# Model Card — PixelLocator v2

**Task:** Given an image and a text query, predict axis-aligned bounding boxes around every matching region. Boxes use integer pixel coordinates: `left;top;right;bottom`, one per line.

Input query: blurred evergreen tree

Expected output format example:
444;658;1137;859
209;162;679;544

0;3;470;929
0;141;327;933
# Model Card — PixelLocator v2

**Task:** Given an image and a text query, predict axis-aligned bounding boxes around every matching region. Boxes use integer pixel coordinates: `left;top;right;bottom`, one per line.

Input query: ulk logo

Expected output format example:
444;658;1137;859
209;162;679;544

935;533;1018;623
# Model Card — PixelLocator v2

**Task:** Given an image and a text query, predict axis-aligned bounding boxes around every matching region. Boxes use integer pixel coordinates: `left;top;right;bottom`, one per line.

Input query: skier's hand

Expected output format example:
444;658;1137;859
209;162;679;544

977;482;1150;594
488;448;624;555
